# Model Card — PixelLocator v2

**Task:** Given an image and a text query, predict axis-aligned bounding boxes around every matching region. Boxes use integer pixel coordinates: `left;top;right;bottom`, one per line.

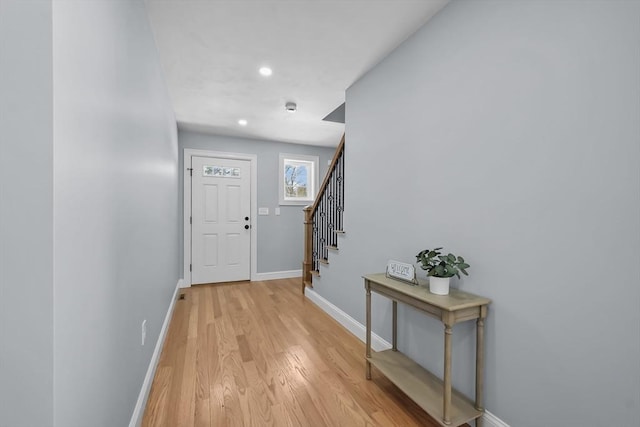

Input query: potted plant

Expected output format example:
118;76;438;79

415;247;470;295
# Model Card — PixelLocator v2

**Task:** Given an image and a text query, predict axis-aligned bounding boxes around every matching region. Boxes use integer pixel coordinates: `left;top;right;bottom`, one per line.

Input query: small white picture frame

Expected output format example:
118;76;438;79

386;260;418;285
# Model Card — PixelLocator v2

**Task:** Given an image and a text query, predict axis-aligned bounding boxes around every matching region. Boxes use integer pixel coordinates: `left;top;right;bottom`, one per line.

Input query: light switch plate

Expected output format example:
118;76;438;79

275;208;281;216
258;207;269;215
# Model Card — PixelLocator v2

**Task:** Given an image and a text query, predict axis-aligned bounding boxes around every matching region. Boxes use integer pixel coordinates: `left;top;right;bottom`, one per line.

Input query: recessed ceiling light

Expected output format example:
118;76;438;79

238;119;248;126
259;66;272;77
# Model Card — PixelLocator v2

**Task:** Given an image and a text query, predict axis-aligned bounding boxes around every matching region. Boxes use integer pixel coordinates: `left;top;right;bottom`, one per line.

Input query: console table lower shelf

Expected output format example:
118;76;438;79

368;349;482;427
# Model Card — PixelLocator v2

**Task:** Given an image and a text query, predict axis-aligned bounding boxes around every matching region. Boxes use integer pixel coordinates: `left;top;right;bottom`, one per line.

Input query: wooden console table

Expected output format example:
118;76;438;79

364;273;491;427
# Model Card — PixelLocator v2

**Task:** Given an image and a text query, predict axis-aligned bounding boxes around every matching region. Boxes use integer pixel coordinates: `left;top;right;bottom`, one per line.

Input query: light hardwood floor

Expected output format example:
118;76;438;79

142;278;451;427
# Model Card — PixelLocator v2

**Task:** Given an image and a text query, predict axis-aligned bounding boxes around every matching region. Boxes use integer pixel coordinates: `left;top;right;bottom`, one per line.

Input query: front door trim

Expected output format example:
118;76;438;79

183;148;258;286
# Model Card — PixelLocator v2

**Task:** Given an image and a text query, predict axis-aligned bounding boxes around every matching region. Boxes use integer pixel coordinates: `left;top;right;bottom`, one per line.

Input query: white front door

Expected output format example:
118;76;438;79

191;156;251;284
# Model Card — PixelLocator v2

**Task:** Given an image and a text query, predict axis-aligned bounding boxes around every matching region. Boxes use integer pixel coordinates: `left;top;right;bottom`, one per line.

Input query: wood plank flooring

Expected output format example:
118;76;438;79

142;278;450;427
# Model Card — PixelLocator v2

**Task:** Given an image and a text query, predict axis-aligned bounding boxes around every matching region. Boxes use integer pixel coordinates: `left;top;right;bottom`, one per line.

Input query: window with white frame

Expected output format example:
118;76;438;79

278;153;319;205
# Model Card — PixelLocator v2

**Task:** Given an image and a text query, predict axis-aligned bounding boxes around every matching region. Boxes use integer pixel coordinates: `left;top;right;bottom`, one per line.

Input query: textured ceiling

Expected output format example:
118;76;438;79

145;0;449;147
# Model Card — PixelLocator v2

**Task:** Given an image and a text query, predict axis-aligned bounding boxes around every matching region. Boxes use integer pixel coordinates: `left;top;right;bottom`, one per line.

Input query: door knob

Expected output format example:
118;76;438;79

244;225;250;230
245;216;249;221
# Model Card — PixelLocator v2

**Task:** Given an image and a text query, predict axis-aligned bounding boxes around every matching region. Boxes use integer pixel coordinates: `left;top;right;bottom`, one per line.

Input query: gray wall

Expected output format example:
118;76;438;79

52;1;179;426
0;1;54;426
179;130;336;274
313;1;640;426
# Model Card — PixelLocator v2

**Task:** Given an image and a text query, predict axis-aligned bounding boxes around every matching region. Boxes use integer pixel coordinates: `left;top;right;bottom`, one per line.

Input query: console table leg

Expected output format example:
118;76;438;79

392;300;397;351
366;285;372;380
475;309;486;427
443;323;452;425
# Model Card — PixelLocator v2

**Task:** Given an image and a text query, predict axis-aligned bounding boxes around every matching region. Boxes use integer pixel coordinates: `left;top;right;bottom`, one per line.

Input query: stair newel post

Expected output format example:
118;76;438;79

302;205;314;291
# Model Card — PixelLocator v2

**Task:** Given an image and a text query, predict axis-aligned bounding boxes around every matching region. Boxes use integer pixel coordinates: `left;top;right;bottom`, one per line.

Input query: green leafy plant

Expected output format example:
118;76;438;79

415;247;470;279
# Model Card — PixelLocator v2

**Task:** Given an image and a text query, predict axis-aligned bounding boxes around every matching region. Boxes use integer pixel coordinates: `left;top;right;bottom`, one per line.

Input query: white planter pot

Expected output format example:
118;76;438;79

429;276;451;295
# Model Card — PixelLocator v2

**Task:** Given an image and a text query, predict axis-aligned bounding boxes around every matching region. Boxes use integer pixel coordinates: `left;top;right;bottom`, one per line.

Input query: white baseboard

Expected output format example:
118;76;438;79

254;269;302;281
179;278;190;288
483;410;509;427
304;288;392;352
128;278;182;427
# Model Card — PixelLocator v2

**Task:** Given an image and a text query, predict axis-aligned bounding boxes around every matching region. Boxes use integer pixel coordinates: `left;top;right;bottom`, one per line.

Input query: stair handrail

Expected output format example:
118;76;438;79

311;134;345;213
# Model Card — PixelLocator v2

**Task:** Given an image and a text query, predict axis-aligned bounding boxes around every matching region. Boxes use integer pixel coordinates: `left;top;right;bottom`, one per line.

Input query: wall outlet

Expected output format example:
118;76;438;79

141;319;147;346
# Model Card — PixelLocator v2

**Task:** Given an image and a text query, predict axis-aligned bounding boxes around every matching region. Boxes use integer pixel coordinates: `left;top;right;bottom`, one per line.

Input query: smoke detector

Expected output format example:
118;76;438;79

285;102;297;113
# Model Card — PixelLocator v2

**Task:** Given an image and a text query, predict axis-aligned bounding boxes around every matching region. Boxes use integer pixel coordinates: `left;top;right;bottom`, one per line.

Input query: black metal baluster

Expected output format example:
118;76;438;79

340;151;344;229
320;194;325;262
329;168;334;248
339;155;342;233
323;192;328;261
312;210;318;272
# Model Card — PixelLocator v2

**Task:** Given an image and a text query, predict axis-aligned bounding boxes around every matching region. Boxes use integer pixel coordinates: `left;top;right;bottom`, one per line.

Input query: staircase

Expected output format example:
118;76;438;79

302;134;345;292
